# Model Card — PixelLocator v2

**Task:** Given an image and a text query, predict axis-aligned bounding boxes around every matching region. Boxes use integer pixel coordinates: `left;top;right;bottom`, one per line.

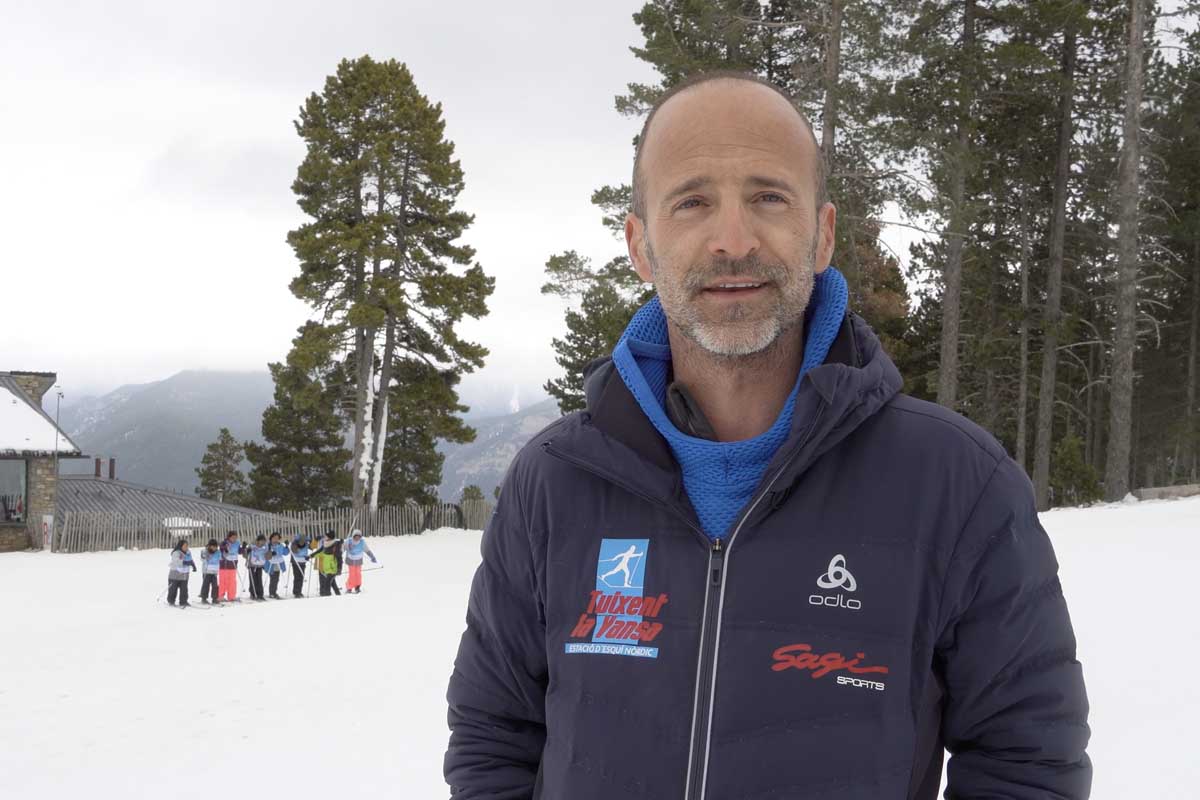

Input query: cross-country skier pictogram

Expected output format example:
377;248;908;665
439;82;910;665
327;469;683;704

598;544;645;589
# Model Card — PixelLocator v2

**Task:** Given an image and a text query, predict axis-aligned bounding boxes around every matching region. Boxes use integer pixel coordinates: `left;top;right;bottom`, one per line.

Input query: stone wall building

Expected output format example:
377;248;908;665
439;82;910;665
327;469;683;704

0;370;86;552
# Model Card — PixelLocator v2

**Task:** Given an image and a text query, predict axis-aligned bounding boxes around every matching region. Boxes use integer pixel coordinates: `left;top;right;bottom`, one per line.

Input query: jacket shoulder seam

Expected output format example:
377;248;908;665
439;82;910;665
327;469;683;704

880;398;1004;460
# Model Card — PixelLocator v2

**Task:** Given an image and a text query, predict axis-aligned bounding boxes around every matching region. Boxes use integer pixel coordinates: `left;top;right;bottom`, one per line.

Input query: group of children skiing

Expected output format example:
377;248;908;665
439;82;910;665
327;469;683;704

165;528;377;608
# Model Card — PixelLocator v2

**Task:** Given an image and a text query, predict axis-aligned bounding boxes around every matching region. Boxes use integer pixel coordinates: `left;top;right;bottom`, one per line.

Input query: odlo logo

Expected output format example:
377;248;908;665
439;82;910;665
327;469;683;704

809;554;861;611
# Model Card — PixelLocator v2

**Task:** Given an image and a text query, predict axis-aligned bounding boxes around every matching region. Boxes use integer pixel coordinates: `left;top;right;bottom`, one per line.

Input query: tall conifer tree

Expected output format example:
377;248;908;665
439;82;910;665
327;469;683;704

288;56;493;512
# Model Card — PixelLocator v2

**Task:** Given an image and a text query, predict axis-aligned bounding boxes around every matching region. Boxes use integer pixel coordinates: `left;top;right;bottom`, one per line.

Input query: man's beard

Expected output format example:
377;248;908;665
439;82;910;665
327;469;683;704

646;237;818;359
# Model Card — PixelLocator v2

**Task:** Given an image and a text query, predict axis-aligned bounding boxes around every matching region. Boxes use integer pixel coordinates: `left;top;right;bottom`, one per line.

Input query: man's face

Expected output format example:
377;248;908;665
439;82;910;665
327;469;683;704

627;80;835;358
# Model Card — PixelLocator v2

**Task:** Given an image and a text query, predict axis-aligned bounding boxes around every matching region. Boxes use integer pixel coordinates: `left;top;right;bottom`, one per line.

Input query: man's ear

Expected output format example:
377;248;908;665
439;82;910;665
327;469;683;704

625;213;654;283
815;202;837;272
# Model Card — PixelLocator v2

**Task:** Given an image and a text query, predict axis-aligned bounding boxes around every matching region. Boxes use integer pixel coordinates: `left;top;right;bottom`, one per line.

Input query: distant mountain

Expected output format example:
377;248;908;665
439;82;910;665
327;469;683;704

55;369;563;502
57;370;274;492
437;399;561;501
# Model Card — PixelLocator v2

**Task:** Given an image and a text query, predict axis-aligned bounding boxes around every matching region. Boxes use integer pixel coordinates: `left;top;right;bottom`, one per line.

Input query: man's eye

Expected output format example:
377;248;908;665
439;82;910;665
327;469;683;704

677;198;703;210
758;193;787;203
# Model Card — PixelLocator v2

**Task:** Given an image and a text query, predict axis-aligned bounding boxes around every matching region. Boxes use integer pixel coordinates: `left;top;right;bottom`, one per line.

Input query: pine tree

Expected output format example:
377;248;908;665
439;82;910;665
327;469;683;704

1140;18;1200;484
375;359;475;507
1049;431;1103;506
288;56;493;513
195;428;249;505
245;324;353;512
884;0;996;410
460;485;484;503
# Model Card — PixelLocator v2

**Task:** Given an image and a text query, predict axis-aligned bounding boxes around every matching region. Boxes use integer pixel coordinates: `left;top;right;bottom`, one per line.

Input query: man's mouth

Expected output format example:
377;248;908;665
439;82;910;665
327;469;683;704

703;281;767;295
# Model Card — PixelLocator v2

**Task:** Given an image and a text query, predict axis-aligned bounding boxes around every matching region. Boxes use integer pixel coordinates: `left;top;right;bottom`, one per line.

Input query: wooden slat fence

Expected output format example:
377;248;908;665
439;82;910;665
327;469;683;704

53;500;494;553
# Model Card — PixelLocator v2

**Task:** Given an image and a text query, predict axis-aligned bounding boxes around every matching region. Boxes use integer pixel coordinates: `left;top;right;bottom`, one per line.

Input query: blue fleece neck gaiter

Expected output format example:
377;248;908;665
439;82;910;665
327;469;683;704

611;266;849;540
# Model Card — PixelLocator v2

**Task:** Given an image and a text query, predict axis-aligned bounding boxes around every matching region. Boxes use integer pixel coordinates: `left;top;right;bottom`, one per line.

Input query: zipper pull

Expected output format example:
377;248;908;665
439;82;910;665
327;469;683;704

710;538;725;586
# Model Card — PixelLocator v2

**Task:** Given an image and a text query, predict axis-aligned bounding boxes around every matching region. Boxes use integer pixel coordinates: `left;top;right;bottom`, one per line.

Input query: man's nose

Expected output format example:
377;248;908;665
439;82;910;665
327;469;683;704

707;202;759;260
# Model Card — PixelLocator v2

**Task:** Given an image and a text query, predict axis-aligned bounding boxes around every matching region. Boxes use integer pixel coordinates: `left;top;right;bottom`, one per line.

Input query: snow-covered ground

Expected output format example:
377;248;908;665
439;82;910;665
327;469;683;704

1;497;1198;798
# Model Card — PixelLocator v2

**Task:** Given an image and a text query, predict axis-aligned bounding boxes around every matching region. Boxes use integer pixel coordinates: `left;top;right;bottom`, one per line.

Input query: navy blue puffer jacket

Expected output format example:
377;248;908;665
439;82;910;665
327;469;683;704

444;311;1092;799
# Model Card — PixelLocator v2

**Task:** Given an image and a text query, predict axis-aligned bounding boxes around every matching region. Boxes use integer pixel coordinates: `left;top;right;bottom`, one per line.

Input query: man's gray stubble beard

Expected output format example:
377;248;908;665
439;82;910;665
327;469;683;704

645;236;818;360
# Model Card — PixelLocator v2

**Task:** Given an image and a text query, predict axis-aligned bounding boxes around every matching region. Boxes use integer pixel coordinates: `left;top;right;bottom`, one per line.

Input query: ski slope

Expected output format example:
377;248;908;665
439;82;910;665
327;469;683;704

1;496;1197;799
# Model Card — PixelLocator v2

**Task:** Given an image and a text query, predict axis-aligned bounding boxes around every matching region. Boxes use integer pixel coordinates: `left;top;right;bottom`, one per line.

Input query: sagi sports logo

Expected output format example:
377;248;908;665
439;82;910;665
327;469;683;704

809;554;861;611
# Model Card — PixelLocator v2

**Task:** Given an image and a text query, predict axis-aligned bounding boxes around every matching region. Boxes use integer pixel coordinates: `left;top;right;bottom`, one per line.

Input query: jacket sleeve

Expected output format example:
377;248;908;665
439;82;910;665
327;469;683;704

444;473;547;798
936;457;1092;798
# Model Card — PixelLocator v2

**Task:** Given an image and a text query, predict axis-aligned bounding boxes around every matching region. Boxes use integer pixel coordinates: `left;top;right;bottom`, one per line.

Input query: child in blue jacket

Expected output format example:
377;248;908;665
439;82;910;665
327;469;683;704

290;533;311;598
166;539;196;607
199;538;221;604
344;529;377;593
247;534;269;601
265;532;289;599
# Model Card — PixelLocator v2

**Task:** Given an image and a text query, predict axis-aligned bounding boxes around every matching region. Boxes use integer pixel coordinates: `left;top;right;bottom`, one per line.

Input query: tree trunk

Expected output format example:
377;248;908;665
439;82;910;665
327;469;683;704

821;0;843;171
354;356;376;509
350;173;373;514
1092;338;1107;471
1085;338;1096;467
1104;0;1146;501
1189;237;1199;482
983;217;1001;435
369;387;389;511
1033;24;1077;511
1016;196;1032;474
353;172;389;514
936;0;976;410
367;317;396;511
365;150;413;509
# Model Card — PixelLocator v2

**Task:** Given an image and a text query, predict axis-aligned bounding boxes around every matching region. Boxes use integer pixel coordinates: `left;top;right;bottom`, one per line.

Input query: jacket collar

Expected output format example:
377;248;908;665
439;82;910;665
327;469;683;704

551;309;902;526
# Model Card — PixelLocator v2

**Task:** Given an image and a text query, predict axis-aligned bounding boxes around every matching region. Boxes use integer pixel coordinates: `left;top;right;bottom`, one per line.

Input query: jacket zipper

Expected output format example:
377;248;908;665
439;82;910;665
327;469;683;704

689;402;828;800
684;537;723;799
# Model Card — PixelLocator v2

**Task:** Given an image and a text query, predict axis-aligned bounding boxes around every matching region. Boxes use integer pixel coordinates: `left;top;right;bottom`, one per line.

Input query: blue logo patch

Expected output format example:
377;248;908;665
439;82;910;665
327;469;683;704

564;537;666;659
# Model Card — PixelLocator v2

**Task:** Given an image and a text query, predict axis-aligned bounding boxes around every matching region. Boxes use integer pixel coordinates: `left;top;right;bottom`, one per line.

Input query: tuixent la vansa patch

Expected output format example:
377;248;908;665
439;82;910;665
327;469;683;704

565;538;669;659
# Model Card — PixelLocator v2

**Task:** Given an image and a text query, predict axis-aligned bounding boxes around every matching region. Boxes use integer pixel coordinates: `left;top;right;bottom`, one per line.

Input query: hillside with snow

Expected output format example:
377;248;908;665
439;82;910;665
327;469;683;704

1;495;1197;798
56;372;556;501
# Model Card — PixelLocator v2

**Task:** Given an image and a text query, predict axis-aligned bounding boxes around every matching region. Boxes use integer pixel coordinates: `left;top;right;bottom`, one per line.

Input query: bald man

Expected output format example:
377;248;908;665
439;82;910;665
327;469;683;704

445;71;1091;800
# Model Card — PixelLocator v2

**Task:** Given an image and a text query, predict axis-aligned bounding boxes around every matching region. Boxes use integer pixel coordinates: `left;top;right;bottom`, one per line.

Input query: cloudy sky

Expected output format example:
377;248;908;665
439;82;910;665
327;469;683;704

2;1;920;415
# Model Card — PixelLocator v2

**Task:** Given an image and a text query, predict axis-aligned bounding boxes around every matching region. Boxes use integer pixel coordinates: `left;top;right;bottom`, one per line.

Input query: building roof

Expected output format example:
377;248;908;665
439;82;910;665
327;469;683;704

56;475;296;526
0;373;82;457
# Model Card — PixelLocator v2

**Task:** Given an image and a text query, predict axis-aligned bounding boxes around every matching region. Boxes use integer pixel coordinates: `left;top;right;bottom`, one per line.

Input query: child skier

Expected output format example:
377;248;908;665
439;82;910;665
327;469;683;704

344;529;376;594
218;531;242;602
266;532;289;599
290;532;311;598
247;534;268;601
310;530;343;597
166;539;195;607
199;538;221;604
